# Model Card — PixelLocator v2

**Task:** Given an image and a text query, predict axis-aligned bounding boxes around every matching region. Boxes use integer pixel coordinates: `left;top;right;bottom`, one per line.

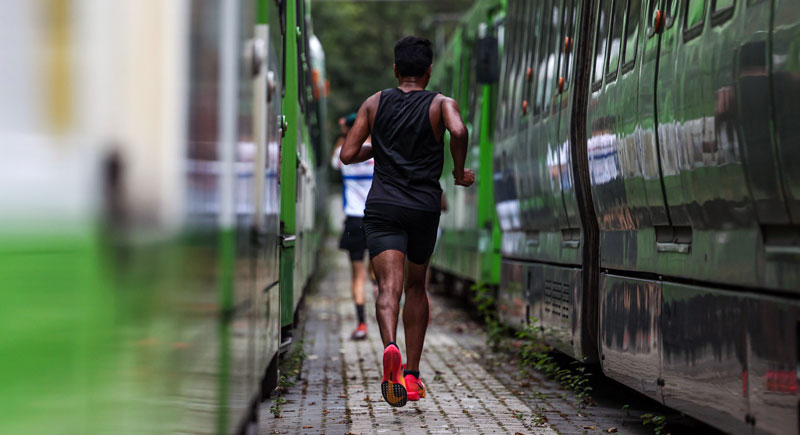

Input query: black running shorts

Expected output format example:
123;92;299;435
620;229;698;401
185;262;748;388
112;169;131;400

339;216;367;261
363;203;441;265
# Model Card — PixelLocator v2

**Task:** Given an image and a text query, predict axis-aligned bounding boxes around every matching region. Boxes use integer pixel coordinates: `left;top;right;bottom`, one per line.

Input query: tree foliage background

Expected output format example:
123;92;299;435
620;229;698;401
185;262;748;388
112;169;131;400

311;0;472;139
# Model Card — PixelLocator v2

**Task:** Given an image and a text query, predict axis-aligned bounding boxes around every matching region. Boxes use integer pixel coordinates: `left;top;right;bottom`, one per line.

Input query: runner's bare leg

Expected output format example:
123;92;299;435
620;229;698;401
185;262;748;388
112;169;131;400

372;249;406;345
350;260;366;305
403;259;429;372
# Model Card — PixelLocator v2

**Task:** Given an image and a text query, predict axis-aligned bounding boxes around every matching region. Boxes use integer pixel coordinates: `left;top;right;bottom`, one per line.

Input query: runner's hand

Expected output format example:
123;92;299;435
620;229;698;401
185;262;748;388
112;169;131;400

454;169;475;187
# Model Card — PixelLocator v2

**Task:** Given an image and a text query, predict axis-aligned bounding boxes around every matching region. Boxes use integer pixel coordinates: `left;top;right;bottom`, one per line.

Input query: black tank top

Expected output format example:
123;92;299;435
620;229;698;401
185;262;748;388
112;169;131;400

367;88;443;212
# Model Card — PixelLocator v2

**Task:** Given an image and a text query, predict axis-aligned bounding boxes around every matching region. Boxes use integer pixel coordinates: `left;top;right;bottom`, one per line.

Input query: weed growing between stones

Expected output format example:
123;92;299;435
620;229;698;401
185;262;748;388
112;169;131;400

515;324;594;407
270;339;307;418
641;413;669;435
269;397;286;418
470;282;509;351
470;282;595;412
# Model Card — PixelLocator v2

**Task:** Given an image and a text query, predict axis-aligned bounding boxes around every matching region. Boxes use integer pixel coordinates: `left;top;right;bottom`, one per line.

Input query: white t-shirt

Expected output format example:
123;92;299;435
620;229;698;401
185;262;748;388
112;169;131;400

331;145;374;217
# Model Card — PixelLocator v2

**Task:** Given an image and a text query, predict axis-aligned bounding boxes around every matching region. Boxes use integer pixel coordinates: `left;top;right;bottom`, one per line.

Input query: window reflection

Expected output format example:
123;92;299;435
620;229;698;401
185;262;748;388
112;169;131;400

594;0;611;83
607;0;626;75
623;0;641;65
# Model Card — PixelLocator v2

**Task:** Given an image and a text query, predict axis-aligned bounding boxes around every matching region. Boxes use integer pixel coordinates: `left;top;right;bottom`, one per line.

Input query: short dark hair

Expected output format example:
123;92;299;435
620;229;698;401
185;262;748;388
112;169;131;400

394;36;433;77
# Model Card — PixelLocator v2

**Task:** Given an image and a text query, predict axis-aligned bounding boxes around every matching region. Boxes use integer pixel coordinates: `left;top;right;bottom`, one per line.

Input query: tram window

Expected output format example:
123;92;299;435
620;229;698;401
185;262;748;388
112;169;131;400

465;49;475;120
607;0;626;77
503;0;516;123
521;1;536;109
711;0;735;24
564;0;578;89
524;2;540;109
497;8;512;131
501;47;511;131
492;22;504;134
278;0;286;35
593;0;612;85
509;1;524;124
297;0;306;113
560;0;576;90
646;0;657;36
497;21;505;53
508;0;523;123
545;0;564;108
541;0;557;112
516;0;532;117
622;0;641;68
685;0;706;31
535;0;551;115
665;0;676;28
713;0;734;10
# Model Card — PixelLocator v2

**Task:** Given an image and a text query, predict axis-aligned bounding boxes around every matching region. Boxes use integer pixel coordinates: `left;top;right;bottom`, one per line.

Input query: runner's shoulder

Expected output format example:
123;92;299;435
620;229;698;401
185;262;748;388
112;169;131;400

363;91;382;110
433;93;457;107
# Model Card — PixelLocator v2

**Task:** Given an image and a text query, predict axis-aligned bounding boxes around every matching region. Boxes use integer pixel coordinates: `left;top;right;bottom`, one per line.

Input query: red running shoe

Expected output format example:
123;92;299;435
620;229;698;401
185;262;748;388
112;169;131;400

350;323;367;340
380;343;407;407
404;369;426;401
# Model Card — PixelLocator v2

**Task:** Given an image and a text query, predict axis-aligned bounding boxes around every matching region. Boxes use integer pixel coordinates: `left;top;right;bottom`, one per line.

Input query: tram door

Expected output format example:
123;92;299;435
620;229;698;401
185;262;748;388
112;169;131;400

250;21;271;397
647;0;692;252
250;17;283;392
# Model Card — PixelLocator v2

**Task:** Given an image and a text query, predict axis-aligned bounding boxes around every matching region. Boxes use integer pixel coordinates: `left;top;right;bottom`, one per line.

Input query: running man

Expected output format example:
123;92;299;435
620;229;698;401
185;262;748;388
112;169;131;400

331;113;374;340
340;36;473;407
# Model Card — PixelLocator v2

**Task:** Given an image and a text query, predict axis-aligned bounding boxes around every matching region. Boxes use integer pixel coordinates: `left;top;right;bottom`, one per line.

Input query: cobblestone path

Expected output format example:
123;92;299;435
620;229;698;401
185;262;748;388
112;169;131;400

258;237;664;435
258;239;558;434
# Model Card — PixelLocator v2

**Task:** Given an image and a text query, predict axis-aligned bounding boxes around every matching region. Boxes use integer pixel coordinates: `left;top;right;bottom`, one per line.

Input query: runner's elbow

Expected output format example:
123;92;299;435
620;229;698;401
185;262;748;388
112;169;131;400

340;150;354;165
449;125;468;141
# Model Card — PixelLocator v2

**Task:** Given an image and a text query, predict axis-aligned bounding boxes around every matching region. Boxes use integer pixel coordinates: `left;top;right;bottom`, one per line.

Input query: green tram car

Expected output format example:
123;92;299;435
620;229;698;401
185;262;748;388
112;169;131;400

431;0;800;433
430;0;506;292
0;0;327;433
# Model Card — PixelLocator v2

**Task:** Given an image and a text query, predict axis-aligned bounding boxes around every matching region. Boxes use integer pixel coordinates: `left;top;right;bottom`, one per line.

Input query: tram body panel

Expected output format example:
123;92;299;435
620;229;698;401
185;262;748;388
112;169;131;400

598;274;663;401
747;293;800;435
255;20;285;382
765;0;800;291
497;260;529;328
430;2;504;285
736;0;789;225
587;0;671;274
1;0;325;432
587;0;792;291
469;0;800;432
557;1;584;235
659;281;751;435
772;0;800;222
498;0;582;267
433;33;482;282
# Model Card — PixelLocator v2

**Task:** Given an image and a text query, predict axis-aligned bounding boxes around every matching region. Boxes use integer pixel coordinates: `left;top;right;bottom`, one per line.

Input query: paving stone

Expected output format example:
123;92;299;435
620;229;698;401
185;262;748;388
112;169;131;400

259;236;681;434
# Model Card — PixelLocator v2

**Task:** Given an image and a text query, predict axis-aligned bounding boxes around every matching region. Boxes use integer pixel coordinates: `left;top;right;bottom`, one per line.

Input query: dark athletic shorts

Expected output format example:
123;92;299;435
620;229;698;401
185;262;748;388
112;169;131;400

339;216;367;261
363;203;441;265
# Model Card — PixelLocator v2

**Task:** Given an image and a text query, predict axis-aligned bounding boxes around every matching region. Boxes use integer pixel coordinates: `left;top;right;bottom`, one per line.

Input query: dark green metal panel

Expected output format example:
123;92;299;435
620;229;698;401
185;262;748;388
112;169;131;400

257;0;268;24
280;0;299;327
430;0;505;286
478;84;501;284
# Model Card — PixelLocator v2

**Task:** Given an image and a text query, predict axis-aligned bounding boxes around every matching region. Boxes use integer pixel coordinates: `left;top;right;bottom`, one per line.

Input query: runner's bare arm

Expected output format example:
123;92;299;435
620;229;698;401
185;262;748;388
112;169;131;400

441;97;474;187
340;93;380;164
330;136;345;170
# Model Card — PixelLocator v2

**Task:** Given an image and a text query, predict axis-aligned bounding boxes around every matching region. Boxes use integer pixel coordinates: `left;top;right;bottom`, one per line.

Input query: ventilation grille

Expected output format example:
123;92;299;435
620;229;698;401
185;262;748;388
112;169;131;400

544;279;571;320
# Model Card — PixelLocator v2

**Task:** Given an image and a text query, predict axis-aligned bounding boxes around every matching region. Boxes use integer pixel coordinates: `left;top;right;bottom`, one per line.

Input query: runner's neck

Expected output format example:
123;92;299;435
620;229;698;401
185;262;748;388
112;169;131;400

396;78;426;92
